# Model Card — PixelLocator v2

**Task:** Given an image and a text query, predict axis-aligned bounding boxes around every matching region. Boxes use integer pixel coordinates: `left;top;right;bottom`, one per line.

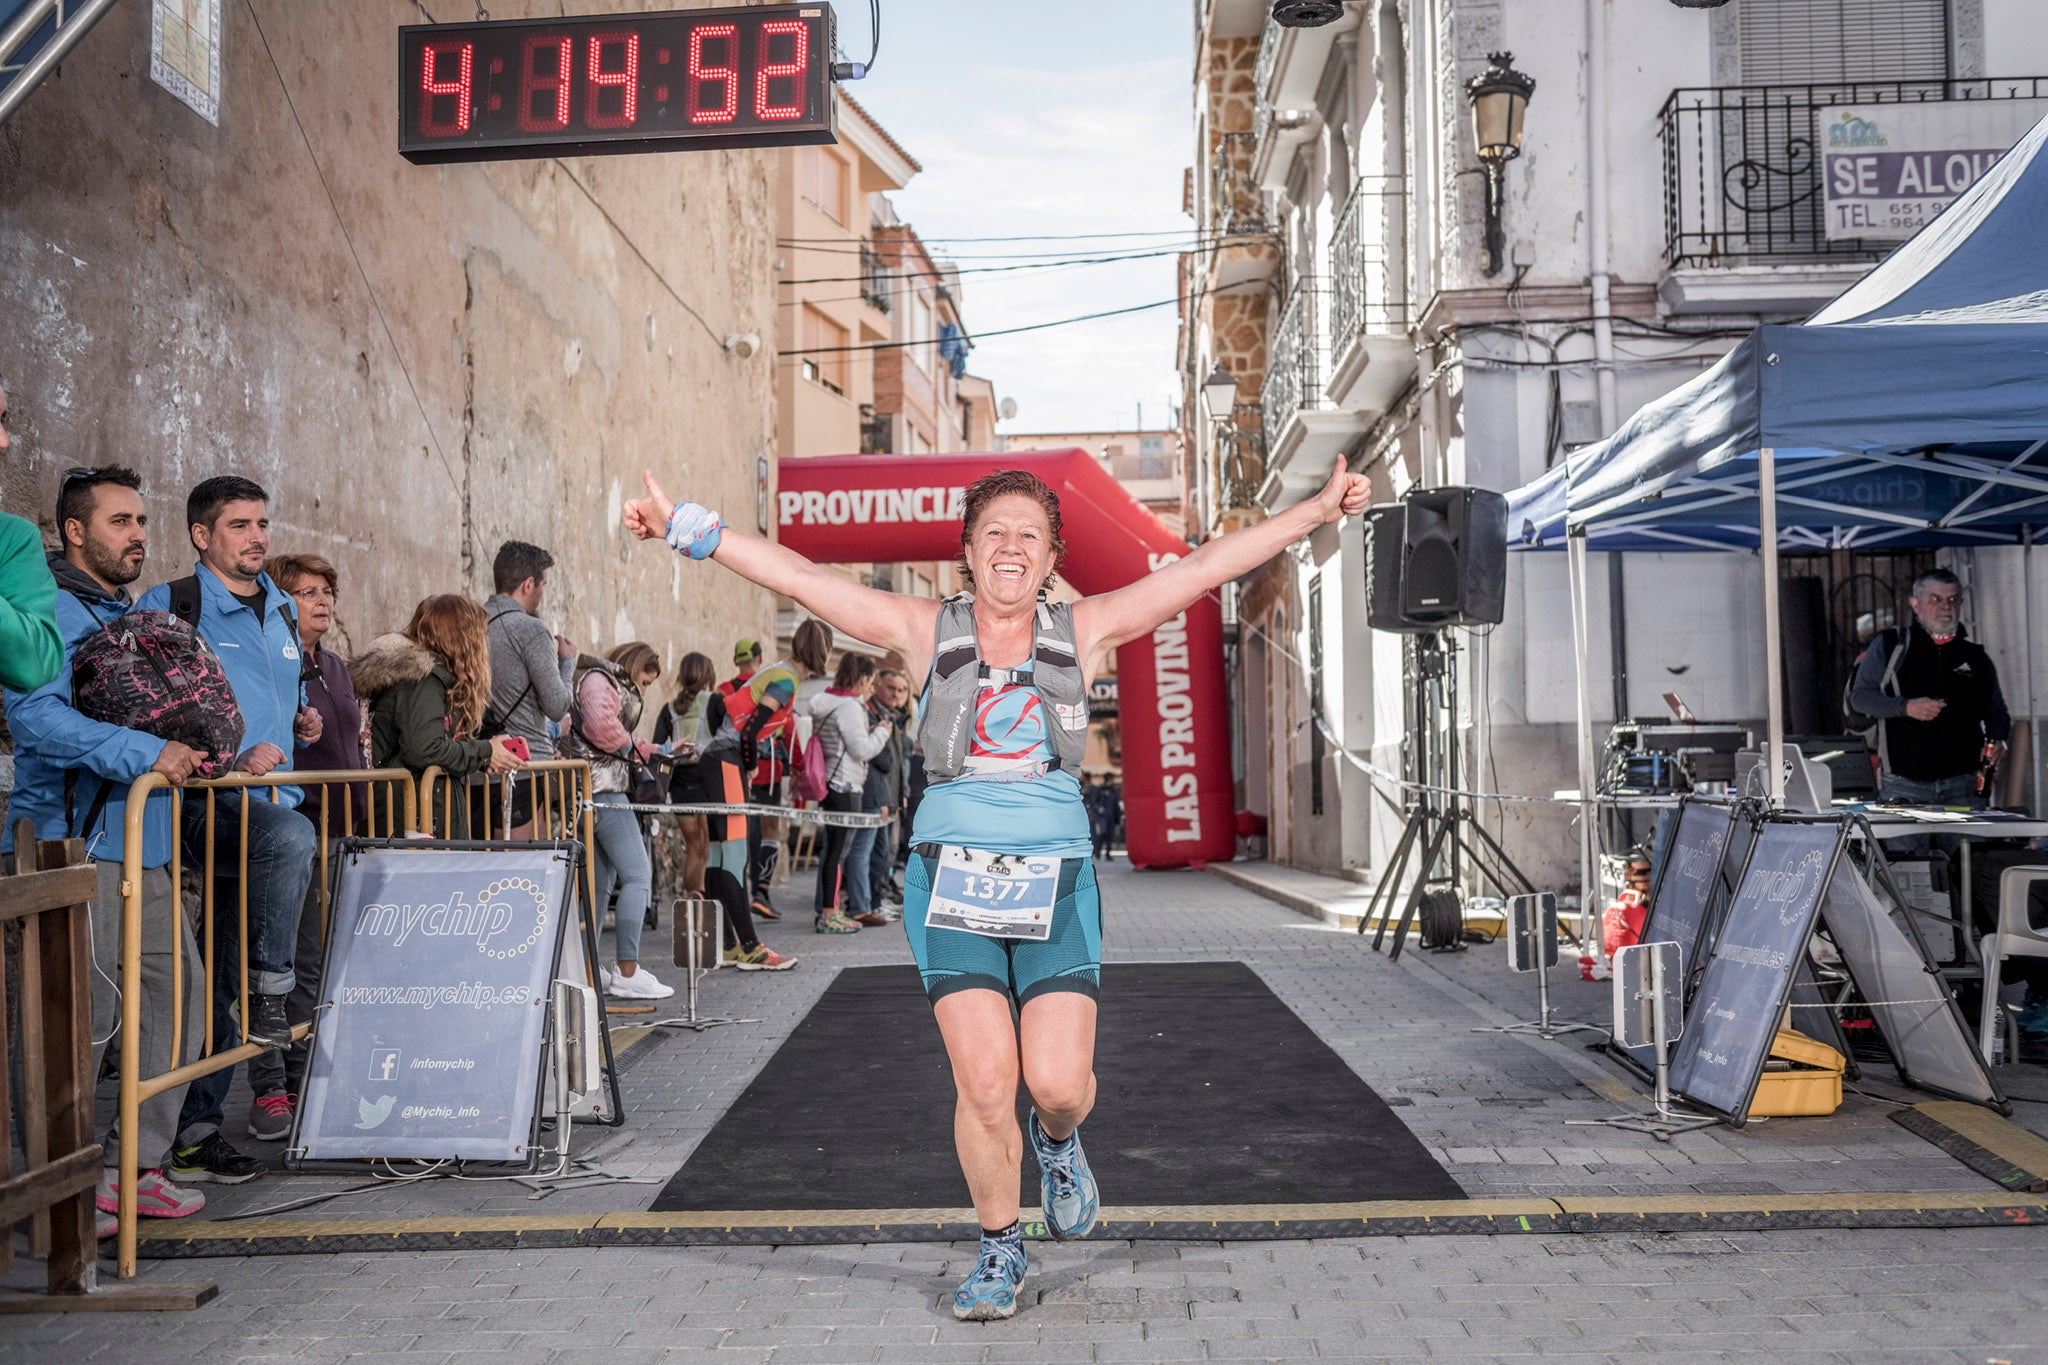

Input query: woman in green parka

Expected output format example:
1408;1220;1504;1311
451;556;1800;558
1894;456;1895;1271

350;594;520;837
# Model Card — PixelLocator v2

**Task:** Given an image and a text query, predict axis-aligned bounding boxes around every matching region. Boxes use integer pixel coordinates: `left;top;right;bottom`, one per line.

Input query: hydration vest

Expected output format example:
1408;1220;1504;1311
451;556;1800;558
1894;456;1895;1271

918;591;1088;784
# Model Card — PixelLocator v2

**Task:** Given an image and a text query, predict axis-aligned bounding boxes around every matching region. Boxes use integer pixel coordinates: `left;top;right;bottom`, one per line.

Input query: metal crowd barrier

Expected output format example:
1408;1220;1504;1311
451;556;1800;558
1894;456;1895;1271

416;759;599;911
109;767;417;1278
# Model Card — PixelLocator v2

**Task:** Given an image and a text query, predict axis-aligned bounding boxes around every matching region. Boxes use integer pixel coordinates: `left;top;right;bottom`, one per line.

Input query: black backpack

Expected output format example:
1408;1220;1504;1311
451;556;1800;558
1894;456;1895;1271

1840;626;1909;755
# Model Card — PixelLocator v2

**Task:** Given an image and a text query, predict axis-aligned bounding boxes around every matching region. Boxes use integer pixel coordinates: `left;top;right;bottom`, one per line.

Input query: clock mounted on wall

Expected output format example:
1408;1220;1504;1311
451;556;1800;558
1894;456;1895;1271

399;4;838;164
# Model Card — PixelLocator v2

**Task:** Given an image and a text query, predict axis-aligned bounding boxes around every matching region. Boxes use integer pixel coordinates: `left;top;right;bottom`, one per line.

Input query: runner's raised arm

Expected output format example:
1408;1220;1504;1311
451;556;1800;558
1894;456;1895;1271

623;472;940;672
1071;455;1368;675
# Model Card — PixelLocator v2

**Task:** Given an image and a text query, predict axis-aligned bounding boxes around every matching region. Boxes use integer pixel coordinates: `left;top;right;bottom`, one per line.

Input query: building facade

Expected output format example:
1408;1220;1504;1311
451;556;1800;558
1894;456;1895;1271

1182;0;2048;884
0;1;780;678
775;92;921;484
773;109;1005;649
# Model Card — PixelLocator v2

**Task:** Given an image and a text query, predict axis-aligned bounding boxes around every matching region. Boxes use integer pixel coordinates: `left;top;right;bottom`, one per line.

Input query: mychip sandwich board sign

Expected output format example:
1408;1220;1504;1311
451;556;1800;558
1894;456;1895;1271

1666;818;1846;1126
293;841;576;1166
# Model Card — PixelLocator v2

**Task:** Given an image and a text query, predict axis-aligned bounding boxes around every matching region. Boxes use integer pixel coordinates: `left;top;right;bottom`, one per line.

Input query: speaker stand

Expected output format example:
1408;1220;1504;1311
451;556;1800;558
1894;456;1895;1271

1361;803;1538;959
1356;630;1539;959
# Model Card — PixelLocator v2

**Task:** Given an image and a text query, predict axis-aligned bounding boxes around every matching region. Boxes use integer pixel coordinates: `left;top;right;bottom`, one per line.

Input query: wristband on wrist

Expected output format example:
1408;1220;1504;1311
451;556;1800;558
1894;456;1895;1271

665;501;726;560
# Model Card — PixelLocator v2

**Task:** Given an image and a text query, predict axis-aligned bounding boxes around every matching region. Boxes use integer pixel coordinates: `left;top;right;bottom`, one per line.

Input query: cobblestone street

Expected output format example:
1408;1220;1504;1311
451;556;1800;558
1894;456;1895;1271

6;859;2047;1361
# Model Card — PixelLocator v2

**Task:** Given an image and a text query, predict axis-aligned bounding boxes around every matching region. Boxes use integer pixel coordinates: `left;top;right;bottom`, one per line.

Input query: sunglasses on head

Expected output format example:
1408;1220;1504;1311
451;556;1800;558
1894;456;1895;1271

55;466;97;525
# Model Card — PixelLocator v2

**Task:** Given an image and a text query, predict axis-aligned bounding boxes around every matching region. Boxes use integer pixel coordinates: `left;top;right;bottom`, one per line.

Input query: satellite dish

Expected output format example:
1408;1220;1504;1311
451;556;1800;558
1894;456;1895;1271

998;397;1018;421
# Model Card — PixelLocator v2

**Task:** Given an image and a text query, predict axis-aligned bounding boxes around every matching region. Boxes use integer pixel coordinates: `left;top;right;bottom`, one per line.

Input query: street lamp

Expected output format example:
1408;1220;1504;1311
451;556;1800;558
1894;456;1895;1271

1465;51;1535;277
1202;363;1239;421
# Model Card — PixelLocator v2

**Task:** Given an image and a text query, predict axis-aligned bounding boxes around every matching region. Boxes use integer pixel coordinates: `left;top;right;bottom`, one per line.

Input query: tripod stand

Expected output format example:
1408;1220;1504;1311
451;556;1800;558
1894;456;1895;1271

1360;632;1538;960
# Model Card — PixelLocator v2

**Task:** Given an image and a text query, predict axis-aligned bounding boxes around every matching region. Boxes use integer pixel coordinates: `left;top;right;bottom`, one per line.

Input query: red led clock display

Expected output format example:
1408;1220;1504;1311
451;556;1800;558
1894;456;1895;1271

400;4;837;164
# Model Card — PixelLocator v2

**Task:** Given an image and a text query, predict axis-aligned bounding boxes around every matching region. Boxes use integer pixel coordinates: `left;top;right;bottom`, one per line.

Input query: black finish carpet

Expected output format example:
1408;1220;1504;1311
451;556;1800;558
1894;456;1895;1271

650;961;1463;1212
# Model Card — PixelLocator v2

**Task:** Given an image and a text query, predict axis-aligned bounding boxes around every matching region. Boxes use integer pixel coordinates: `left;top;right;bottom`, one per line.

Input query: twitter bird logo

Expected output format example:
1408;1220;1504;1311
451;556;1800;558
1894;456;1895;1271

357;1095;397;1130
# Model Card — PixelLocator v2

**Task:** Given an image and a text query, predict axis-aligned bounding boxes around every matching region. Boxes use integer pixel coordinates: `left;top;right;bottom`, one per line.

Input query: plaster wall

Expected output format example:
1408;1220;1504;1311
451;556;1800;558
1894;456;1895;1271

0;1;779;672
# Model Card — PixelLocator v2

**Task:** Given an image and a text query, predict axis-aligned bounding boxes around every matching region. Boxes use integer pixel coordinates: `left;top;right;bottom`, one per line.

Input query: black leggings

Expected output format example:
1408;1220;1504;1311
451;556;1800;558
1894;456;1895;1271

813;790;862;916
704;867;760;952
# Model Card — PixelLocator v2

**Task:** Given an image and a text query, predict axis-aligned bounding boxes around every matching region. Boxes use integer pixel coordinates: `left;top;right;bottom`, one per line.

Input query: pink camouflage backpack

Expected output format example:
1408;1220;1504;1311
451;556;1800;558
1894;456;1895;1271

66;606;244;833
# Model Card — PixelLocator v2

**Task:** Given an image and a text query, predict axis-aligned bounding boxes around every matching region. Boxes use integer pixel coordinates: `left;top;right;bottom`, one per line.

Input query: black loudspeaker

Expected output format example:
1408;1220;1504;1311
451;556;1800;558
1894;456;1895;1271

1366;504;1432;633
1398;487;1507;626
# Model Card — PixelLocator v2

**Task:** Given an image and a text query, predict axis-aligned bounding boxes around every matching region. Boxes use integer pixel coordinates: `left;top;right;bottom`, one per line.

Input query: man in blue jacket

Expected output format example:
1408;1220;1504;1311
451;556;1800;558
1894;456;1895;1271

3;465;209;1233
137;474;320;1184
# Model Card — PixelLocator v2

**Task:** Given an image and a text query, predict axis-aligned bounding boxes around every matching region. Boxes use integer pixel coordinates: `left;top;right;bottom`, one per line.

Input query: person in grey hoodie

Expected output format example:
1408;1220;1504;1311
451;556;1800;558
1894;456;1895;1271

484;540;576;836
807;652;890;932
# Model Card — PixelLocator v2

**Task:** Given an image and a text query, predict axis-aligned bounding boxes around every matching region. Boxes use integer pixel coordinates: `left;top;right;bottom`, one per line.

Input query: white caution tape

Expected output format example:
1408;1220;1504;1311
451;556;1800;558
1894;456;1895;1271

593;800;894;829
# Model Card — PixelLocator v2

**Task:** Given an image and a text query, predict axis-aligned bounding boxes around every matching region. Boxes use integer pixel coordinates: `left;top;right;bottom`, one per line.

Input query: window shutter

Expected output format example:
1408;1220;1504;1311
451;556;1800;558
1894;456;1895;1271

1737;0;1950;85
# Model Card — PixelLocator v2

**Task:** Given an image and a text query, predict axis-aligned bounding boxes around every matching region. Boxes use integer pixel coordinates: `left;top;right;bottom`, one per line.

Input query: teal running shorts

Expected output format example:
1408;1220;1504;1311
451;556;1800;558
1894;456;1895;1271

900;847;1101;1005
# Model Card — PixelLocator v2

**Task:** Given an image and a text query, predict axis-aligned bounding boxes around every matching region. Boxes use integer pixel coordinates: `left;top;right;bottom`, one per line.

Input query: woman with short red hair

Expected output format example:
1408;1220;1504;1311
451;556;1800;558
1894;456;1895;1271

624;456;1368;1321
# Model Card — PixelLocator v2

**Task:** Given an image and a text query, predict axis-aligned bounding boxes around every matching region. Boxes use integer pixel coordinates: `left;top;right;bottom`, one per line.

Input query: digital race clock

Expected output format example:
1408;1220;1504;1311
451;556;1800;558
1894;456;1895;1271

399;4;838;164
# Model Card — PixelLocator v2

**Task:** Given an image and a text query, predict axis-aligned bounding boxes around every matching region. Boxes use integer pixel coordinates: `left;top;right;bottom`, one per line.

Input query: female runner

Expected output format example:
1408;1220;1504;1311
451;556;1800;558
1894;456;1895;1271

624;455;1368;1319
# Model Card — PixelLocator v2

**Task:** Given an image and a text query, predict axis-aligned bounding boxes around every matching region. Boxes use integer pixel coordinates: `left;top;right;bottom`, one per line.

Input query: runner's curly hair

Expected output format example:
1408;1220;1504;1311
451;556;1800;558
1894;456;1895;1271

405;595;493;739
955;469;1066;591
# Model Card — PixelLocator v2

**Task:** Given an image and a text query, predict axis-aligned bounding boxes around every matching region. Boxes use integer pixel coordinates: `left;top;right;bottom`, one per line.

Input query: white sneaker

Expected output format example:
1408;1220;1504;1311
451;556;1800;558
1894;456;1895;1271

608;966;674;1000
599;967;618;992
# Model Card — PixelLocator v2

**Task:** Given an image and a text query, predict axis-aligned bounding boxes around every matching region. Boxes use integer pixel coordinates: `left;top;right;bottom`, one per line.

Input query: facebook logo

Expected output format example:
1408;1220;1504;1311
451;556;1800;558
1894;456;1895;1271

369;1048;401;1082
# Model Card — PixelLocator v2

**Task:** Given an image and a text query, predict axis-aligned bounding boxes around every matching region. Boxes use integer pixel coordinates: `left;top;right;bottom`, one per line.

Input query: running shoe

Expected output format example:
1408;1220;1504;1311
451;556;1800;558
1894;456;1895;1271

97;1167;205;1218
1028;1108;1100;1240
247;1090;295;1141
719;944;748;967
609;966;676;999
246;992;293;1049
815;911;861;934
2018;994;2048;1037
169;1131;265;1185
733;945;798;971
952;1228;1028;1321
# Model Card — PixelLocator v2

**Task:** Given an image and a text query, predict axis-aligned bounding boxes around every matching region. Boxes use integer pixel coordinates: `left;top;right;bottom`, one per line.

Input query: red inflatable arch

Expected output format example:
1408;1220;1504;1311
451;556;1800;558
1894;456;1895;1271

775;450;1234;870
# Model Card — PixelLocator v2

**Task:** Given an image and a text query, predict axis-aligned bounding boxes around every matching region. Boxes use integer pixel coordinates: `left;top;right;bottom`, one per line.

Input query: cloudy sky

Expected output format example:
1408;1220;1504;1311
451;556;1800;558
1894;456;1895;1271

843;0;1194;438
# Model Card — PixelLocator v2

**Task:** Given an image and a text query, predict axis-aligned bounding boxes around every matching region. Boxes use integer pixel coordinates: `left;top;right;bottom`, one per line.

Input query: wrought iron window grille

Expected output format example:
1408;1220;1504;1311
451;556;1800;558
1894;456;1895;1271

1659;77;2048;268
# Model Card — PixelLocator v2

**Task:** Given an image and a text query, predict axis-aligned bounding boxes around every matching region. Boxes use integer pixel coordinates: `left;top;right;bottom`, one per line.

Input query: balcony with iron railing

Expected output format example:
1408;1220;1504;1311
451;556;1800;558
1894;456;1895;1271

859;404;890;454
1261;285;1322;445
1250;13;1285;156
859;241;892;314
1659;76;2048;270
1210;130;1268;236
1260;284;1368;505
1325;175;1415;414
1204;130;1280;288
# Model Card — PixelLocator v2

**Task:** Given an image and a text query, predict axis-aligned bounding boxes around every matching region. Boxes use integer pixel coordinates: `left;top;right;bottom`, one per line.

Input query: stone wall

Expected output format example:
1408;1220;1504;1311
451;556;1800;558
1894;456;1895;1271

0;2;779;683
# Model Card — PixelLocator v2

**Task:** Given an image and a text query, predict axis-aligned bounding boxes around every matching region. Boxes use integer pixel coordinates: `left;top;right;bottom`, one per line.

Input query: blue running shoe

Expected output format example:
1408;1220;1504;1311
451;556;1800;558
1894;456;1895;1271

2019;993;2048;1037
1028;1109;1100;1240
952;1228;1028;1321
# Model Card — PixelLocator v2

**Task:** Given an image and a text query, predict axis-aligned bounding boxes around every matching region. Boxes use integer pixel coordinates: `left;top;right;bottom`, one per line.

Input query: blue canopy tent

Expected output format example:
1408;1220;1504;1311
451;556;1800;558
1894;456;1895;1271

1505;111;2048;919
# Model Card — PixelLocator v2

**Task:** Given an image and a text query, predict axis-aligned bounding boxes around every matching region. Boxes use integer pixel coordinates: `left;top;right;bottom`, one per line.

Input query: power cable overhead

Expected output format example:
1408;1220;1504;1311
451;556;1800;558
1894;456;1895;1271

776;280;1265;359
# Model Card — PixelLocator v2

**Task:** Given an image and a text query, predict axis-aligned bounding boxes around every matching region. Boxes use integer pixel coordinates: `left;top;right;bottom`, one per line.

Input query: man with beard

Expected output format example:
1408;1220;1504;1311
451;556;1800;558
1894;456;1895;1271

138;475;320;1185
3;464;209;1237
1850;567;2012;807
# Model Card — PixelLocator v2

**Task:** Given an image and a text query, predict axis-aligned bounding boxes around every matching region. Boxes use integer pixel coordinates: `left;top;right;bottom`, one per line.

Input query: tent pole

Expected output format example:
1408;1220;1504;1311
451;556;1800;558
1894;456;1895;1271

1568;528;1600;955
2027;528;2040;817
1760;445;1786;805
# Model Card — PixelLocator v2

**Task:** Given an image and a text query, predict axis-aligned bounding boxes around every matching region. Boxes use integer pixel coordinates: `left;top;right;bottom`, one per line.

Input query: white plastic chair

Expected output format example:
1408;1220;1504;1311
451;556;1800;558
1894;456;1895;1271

1977;865;2048;1063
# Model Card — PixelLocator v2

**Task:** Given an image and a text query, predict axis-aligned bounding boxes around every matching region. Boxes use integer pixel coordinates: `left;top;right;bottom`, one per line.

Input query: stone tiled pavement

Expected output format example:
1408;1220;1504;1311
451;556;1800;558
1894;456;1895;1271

6;857;2048;1360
